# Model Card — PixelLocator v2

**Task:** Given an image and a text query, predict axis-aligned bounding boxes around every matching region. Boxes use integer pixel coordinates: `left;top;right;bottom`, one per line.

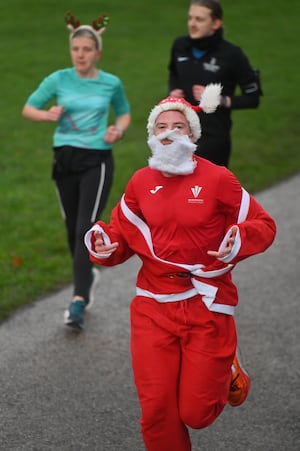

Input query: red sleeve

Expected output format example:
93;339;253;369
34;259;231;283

89;202;135;267
235;195;276;261
213;168;276;266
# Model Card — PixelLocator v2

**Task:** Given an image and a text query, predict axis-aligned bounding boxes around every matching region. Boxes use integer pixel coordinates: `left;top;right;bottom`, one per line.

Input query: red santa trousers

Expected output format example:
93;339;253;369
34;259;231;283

130;295;237;451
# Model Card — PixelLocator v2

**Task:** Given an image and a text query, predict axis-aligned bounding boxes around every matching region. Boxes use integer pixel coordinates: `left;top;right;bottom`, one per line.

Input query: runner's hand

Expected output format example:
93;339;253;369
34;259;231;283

207;226;238;258
94;231;119;254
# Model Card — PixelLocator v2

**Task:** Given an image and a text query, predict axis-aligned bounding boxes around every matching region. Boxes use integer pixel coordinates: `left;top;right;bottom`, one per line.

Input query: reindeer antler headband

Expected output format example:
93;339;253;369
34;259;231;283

64;11;109;50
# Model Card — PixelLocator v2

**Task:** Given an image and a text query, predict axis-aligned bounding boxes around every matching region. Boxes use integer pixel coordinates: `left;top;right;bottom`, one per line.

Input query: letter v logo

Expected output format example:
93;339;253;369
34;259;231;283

191;185;202;198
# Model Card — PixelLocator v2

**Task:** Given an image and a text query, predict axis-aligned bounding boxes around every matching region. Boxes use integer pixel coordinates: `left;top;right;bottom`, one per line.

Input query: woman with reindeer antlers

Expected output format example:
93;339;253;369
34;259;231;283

22;11;131;330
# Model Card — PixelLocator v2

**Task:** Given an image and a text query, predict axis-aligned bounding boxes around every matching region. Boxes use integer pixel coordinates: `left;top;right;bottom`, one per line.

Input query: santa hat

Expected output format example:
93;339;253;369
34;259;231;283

64;11;109;50
147;83;222;140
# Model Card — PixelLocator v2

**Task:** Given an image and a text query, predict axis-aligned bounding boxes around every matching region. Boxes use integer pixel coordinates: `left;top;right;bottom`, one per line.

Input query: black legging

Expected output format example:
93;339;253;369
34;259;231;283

54;153;114;301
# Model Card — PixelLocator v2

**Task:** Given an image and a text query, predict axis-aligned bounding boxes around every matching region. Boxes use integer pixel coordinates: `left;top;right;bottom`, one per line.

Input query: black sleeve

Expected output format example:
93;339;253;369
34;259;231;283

168;39;181;92
230;48;262;110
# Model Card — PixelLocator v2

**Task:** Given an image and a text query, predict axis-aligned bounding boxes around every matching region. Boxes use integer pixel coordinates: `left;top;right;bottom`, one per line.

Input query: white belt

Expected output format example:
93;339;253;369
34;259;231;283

136;286;235;316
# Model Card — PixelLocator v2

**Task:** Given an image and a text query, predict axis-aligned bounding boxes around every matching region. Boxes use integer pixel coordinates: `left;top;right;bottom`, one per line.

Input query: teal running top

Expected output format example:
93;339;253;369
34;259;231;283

25;68;130;150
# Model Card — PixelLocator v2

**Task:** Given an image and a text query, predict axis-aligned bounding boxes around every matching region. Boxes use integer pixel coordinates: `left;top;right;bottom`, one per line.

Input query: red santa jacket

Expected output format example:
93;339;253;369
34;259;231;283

85;157;276;315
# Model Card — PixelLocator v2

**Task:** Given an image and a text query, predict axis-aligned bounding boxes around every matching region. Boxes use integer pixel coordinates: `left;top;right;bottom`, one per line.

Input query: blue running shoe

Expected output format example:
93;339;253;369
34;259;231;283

64;299;87;330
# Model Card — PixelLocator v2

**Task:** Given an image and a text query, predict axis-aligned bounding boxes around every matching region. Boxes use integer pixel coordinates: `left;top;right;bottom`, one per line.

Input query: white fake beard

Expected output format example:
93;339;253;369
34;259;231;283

148;129;197;175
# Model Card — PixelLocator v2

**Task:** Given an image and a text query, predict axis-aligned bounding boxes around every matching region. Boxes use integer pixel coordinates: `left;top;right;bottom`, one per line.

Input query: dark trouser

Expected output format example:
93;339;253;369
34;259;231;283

195;136;231;167
54;153;114;301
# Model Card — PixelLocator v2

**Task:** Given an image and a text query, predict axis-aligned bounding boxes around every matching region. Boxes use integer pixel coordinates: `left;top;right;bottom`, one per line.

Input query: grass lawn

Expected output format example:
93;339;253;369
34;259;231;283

1;0;299;322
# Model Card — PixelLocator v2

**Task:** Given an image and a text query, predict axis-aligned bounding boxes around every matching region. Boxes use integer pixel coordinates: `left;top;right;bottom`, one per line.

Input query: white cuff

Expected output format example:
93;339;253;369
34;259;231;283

218;226;241;263
84;224;113;259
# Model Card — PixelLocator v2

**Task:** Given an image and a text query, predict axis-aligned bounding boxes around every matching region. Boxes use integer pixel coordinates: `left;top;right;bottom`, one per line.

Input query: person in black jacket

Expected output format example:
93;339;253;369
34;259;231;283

168;0;262;166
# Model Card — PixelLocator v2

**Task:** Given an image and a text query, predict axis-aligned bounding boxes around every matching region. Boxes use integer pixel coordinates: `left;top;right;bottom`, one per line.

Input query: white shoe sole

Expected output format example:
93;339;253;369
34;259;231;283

63;309;72;324
85;267;100;311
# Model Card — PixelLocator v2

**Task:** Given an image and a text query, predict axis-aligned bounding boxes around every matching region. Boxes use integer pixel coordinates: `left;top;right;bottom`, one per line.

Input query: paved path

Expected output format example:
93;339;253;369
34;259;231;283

1;174;299;451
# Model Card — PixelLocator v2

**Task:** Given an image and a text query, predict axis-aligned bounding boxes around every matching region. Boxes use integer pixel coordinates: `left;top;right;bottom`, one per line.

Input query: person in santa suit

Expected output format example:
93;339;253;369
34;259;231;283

84;84;276;451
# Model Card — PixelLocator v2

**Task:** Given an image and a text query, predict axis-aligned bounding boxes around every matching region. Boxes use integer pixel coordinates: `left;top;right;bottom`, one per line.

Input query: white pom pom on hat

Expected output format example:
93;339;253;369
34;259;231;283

147;83;222;141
